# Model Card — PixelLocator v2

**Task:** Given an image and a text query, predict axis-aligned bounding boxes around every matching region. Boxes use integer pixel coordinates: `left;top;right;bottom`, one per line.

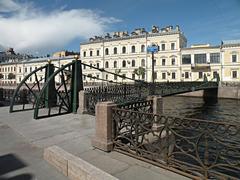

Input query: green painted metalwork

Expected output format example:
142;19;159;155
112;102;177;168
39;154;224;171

9;65;48;113
33;60;83;119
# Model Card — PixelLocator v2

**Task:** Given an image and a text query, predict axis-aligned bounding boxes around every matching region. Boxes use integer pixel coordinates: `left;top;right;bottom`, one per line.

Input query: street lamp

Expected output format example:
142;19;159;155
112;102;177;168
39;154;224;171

147;44;159;94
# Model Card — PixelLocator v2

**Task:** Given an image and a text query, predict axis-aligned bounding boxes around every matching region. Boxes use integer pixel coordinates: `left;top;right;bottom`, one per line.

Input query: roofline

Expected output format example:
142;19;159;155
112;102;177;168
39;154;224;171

80;30;184;46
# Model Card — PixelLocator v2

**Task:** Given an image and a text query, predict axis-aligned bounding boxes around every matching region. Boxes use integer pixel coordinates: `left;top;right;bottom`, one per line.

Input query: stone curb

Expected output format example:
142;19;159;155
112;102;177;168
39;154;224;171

44;145;119;180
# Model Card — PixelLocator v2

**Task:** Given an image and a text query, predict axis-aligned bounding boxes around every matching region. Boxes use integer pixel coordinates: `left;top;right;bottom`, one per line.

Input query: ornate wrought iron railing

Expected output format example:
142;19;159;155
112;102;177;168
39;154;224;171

112;107;240;179
84;83;149;114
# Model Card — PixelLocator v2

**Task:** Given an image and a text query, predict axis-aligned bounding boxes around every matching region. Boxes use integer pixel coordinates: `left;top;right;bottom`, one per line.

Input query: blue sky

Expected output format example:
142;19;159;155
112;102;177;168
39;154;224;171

0;0;240;55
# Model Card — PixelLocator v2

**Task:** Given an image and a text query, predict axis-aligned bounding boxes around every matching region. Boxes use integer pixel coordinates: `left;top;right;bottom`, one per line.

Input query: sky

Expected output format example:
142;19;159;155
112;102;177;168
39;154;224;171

0;0;240;55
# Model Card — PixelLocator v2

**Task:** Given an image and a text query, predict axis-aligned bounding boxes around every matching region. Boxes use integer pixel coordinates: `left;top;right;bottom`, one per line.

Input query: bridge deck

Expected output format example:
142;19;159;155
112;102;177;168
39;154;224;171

0;106;189;180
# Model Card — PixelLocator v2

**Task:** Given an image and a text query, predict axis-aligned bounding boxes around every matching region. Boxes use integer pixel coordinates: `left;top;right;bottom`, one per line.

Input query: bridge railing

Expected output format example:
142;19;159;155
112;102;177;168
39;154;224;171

112;105;240;179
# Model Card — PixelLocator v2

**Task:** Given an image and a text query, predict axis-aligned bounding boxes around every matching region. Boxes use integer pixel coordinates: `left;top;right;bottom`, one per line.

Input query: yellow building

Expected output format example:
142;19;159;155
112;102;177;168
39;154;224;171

80;25;240;83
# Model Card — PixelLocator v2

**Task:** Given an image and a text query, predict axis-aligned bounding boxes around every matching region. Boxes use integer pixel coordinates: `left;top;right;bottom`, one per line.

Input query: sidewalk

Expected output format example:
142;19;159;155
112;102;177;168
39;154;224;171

0;106;190;180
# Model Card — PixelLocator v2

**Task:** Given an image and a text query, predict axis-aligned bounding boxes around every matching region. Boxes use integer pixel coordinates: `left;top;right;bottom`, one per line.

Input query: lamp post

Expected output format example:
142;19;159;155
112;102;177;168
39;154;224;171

147;44;159;94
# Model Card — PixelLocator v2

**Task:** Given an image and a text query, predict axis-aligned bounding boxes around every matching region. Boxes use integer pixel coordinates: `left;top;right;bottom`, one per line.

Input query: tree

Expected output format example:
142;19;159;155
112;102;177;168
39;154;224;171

8;73;15;79
114;69;121;82
0;73;3;79
133;67;145;80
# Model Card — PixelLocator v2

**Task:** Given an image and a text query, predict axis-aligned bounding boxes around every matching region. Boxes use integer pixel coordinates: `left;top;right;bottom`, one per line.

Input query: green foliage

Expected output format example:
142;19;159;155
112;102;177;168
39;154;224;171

133;67;145;79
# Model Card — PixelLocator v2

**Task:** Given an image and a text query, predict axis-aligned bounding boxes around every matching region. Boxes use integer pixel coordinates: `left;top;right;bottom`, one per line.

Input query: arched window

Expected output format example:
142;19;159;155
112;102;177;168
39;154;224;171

122;46;126;54
105;48;109;55
141;59;145;66
96;50;100;56
114;61;117;68
131;46;135;53
122;60;126;67
132;60;135;67
141;45;145;52
90;51;93;56
114;47;117;54
105;61;109;68
83;51;86;57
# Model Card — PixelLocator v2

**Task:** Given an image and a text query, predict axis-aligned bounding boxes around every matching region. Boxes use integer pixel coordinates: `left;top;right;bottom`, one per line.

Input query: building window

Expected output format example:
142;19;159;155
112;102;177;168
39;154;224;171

185;72;189;79
25;68;27;73
29;77;32;82
232;70;237;78
213;71;218;79
182;54;191;64
162;59;166;66
90;63;92;69
161;44;165;51
19;77;21;82
105;48;109;55
83;64;86;69
153;59;156;66
83;51;86;57
96;74;99;78
30;67;32;72
97;50;100;56
105;61;109;68
154;72;157;80
14;67;16;71
114;74;117;80
114;47;117;54
132;60;135;67
96;63;99;68
122;60;126;67
171;58;176;65
131;46;135;53
35;67;37;70
172;72;176;79
232;55;237;63
141;59;145;66
132;74;135;79
199;72;203;79
106;74;108;80
162;72;166;80
114;61;117;68
141;45;145;52
142;73;145;80
19;67;21;73
194;54;207;64
122;46;126;54
90;51;93;56
210;53;220;63
171;43;175;50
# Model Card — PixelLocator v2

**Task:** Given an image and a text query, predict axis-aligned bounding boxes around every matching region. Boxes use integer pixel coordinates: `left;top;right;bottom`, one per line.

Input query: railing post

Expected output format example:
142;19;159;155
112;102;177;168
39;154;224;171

44;62;57;108
92;101;117;152
78;90;86;114
0;88;3;101
72;59;84;113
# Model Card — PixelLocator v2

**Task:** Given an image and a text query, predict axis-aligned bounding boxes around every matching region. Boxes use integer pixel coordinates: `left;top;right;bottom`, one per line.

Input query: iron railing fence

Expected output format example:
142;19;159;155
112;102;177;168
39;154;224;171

112;107;240;179
84;83;150;114
84;81;219;114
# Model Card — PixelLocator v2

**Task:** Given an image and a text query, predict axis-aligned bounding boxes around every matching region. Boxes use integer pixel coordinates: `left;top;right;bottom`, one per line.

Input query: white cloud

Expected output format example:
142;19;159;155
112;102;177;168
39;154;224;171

0;0;120;54
0;0;21;12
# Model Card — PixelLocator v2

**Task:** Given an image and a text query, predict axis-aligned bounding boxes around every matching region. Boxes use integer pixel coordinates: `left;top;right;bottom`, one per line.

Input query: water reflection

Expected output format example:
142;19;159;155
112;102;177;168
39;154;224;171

163;96;240;123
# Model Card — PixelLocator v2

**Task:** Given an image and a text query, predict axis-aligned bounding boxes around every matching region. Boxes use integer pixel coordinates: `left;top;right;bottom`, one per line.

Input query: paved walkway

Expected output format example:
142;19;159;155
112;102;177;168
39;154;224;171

0;106;190;180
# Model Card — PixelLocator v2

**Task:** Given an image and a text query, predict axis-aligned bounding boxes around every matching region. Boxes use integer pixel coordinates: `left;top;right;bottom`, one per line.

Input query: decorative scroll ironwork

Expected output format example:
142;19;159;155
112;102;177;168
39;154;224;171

112;107;240;179
9;65;47;112
84;83;149;114
84;80;218;115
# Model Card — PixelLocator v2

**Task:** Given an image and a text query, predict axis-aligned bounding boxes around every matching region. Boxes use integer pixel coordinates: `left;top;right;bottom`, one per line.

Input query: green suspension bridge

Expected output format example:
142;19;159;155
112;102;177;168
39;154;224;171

9;57;219;119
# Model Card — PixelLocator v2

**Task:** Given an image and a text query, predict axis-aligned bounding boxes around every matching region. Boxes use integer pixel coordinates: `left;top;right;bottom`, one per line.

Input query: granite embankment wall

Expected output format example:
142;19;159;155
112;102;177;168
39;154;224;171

178;83;240;99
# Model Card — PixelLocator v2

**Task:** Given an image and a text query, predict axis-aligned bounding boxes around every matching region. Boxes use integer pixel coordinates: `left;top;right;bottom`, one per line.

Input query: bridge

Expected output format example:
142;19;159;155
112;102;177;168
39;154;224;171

5;58;240;179
7;57;219;119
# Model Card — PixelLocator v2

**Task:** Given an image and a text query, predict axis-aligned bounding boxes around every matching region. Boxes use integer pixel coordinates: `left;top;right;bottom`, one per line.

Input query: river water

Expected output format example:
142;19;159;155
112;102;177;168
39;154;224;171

163;96;240;123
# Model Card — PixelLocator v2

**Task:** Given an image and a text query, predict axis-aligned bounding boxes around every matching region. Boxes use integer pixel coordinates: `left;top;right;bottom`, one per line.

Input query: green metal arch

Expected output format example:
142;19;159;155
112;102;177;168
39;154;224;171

33;61;77;119
9;65;48;113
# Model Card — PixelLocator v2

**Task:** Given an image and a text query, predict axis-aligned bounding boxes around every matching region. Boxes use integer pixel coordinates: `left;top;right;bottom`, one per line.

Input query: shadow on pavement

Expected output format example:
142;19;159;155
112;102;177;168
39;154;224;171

0;154;33;180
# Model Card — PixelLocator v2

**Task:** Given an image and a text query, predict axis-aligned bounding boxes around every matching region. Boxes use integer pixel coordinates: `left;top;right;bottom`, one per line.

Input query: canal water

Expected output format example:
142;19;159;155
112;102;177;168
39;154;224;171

163;96;240;123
